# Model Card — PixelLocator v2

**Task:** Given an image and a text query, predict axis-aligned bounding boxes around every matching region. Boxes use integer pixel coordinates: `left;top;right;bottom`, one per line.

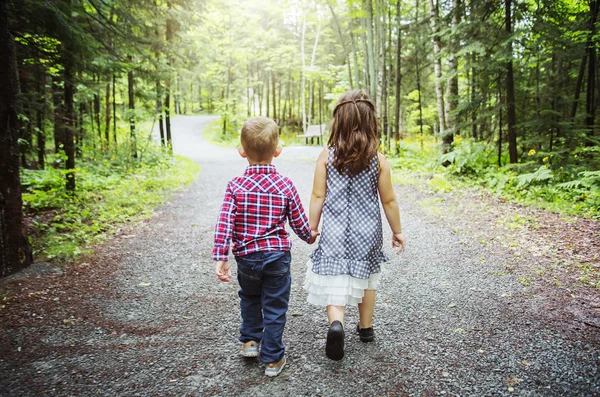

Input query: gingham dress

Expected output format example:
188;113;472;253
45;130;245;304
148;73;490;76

304;149;388;307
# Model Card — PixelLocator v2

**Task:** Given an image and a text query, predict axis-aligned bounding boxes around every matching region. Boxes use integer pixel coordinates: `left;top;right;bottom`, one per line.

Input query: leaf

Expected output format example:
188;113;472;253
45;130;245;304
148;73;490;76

515;166;553;188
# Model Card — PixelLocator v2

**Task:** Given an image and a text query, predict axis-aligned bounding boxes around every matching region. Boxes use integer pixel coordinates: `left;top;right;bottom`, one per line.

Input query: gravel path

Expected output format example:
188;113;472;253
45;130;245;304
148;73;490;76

1;116;599;396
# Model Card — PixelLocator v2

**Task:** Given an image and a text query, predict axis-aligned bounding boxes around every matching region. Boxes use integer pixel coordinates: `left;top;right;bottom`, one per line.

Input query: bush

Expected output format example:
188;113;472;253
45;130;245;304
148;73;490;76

21;144;200;261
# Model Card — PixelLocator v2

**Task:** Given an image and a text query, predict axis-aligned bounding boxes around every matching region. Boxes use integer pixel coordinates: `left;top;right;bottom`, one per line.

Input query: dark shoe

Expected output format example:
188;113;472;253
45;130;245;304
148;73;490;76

356;324;375;342
326;321;345;361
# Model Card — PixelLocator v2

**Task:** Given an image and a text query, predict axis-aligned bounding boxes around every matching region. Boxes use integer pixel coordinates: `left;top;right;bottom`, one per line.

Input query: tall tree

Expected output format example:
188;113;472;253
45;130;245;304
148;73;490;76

445;0;460;149
393;0;402;145
505;0;518;163
0;0;33;276
585;0;598;140
429;0;446;144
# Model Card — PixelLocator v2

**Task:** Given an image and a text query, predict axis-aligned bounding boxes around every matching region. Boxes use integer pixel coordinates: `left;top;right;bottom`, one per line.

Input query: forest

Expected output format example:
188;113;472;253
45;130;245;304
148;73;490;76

1;0;599;277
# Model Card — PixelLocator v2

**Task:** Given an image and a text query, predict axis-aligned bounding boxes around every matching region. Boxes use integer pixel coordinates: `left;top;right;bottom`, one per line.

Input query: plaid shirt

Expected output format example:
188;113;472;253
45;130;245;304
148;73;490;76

212;164;311;261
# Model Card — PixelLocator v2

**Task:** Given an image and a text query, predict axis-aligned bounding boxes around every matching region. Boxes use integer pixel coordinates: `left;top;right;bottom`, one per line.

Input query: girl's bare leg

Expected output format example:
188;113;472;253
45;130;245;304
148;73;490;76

326;305;346;327
358;289;376;328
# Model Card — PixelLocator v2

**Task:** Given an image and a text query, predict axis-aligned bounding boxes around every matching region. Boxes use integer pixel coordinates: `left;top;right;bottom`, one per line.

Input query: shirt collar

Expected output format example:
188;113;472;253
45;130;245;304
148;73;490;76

244;164;277;175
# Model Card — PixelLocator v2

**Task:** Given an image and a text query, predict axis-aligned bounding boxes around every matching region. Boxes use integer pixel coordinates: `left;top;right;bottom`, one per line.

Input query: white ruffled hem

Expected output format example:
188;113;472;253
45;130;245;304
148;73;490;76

303;260;381;307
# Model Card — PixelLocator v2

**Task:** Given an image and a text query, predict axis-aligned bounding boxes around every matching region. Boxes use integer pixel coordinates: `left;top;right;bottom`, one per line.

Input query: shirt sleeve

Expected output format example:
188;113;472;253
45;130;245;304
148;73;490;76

212;182;237;261
286;182;312;243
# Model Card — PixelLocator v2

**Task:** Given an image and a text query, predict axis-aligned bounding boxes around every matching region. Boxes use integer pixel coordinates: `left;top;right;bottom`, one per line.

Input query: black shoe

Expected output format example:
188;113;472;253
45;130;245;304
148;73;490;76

356;323;375;342
326;320;344;361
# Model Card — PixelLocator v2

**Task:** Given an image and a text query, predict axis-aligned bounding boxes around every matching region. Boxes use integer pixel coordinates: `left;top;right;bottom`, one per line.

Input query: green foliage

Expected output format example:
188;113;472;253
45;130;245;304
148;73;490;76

390;135;600;218
515;166;554;188
438;138;493;176
202;119;240;148
21;145;199;261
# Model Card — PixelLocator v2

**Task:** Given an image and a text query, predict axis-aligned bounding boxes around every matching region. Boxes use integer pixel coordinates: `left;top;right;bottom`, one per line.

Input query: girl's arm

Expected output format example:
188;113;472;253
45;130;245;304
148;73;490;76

309;148;328;231
377;152;406;252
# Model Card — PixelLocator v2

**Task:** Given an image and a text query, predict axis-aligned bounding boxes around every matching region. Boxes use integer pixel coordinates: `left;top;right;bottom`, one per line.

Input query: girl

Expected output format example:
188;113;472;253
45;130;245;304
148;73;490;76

304;89;406;361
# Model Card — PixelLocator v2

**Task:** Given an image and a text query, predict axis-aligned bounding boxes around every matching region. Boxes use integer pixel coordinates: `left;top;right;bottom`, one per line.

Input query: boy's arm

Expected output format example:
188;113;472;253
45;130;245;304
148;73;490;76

309;148;328;231
377;153;406;252
287;183;313;243
213;182;237;262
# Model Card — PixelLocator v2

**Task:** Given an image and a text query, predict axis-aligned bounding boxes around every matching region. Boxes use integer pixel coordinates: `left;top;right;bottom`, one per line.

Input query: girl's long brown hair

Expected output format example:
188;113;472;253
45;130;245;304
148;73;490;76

328;89;378;176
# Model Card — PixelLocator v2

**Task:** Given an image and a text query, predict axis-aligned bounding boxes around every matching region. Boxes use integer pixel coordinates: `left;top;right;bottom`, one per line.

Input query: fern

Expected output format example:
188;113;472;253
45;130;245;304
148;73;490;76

557;170;600;190
515;166;553;188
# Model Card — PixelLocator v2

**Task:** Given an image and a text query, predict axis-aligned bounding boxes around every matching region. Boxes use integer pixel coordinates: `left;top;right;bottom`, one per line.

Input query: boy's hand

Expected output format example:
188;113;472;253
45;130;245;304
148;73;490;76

308;229;320;244
215;260;232;282
392;233;406;253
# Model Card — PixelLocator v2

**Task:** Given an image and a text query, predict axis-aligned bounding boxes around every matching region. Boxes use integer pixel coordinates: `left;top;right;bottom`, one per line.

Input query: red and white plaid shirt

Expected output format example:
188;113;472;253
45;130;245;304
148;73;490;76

212;164;311;261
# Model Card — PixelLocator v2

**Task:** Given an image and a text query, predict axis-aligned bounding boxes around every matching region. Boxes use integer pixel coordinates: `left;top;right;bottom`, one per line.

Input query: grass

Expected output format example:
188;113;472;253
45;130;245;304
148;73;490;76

21;144;199;262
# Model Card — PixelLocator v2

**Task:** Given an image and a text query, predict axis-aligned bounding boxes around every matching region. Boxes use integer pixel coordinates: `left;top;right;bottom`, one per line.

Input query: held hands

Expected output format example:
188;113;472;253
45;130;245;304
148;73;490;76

392;233;406;254
215;260;232;282
308;229;320;245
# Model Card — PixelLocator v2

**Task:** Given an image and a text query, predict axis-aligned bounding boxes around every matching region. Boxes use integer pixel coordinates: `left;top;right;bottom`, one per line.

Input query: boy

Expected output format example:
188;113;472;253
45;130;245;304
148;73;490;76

213;116;317;377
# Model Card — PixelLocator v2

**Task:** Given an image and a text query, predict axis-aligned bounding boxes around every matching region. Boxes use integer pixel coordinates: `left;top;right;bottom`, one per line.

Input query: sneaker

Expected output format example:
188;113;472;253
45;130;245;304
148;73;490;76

264;356;286;377
326;320;345;361
356;324;375;343
240;341;259;357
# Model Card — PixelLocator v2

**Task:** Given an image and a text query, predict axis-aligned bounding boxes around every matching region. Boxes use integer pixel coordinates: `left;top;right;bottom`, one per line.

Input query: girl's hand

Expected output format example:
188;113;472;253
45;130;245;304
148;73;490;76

215;260;231;282
392;233;406;253
308;229;320;244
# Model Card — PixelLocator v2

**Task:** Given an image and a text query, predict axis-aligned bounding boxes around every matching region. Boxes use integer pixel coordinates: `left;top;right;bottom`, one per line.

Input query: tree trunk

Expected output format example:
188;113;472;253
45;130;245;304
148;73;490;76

265;72;270;118
445;0;460;146
157;80;165;147
571;53;587;121
112;74;116;145
498;81;503;167
165;2;175;149
18;72;30;168
366;0;377;101
429;0;447;147
471;53;478;139
247;65;252;117
0;1;33;276
505;0;518;163
63;55;76;191
272;71;277;122
301;13;307;132
349;29;361;88
104;81;111;147
127;57;137;159
415;0;424;149
52;75;65;155
36;64;46;169
381;3;389;147
165;92;172;148
586;0;599;140
394;0;402;145
94;89;101;145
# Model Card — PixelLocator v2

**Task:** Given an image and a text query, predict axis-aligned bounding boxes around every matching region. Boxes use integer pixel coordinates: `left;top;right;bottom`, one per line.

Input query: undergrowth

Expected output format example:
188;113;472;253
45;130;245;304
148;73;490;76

21;145;199;261
388;135;600;218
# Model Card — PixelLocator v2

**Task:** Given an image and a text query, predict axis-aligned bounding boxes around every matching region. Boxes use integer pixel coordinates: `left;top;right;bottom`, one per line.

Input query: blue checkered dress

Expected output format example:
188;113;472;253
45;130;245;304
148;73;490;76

309;150;387;279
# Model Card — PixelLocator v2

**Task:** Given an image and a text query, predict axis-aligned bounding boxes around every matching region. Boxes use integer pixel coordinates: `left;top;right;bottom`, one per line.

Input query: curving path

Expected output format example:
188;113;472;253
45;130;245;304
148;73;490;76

1;116;598;396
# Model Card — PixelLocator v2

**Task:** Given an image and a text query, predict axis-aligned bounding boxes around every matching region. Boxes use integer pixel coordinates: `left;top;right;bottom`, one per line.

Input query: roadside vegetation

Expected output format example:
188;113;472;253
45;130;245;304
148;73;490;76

389;135;600;219
21;124;199;262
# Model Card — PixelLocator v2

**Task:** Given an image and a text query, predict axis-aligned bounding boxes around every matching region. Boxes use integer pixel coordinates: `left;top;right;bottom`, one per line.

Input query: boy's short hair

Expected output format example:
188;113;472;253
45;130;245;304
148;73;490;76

241;117;279;161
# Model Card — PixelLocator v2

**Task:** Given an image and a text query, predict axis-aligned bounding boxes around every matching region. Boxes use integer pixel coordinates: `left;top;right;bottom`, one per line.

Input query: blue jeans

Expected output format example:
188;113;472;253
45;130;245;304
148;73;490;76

235;250;291;364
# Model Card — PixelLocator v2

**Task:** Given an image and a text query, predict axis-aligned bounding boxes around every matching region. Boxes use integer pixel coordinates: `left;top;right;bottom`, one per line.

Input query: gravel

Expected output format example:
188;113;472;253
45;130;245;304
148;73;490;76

1;116;599;396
